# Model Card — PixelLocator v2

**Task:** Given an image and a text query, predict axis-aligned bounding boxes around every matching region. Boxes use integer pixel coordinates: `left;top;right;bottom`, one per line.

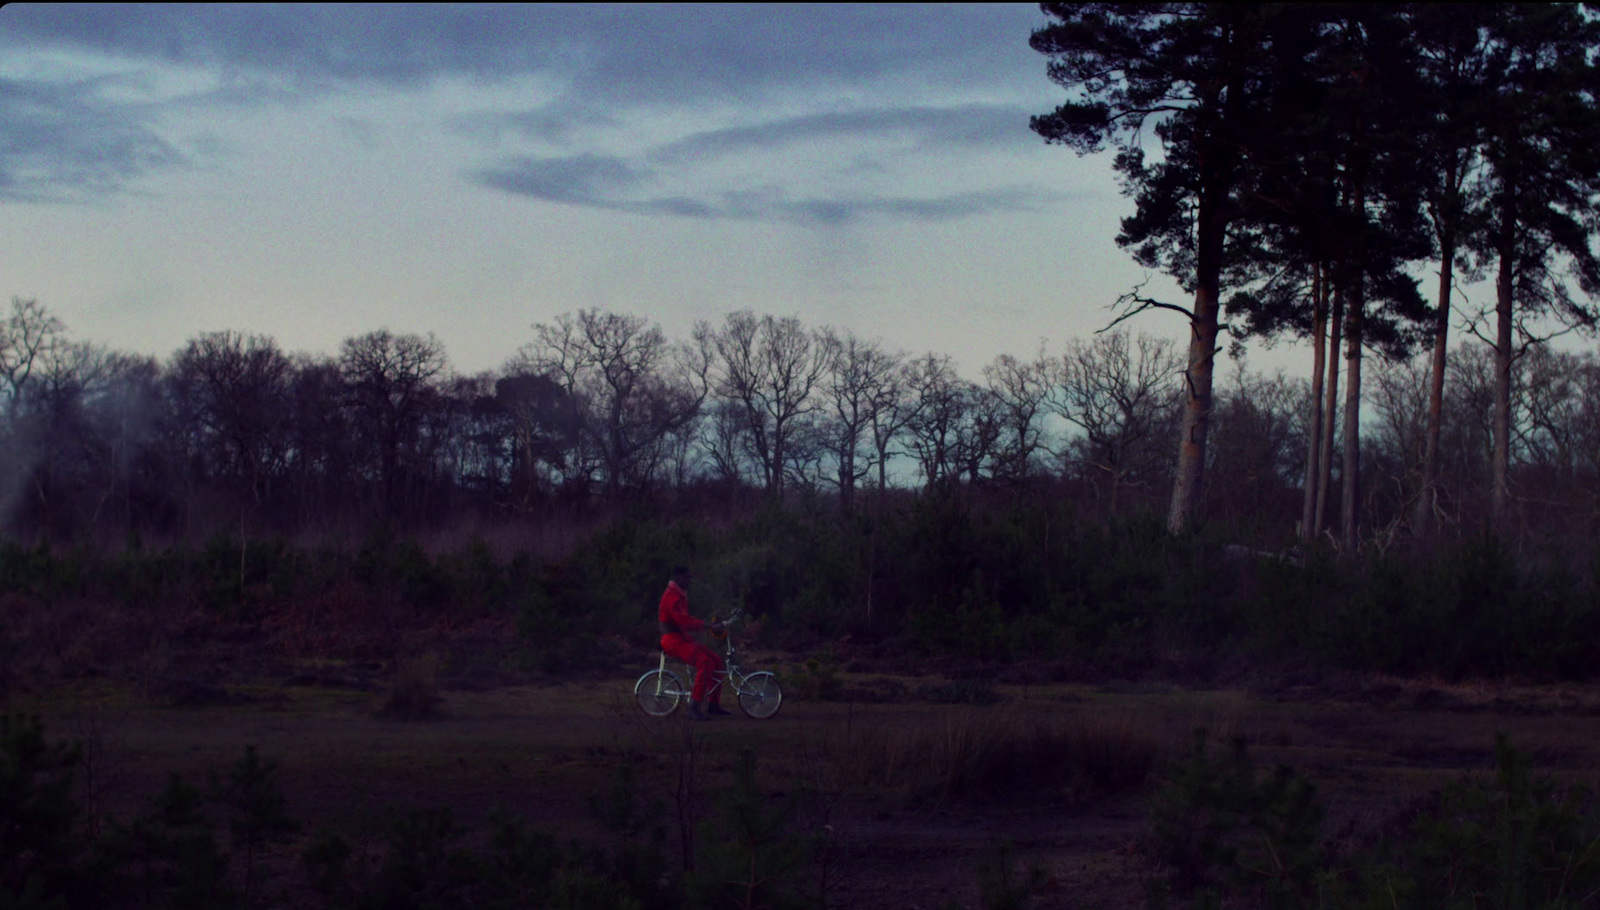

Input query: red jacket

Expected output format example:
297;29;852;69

658;581;704;636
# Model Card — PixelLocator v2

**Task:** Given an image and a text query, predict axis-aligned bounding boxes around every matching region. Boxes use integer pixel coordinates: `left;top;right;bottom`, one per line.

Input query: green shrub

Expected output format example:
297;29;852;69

0;716;699;910
211;746;299;906
1147;730;1326;908
974;841;1047;910
0;714;83;907
99;774;237;910
585;763;675;910
690;749;816;910
1347;734;1600;910
1246;536;1600;680
360;807;478;909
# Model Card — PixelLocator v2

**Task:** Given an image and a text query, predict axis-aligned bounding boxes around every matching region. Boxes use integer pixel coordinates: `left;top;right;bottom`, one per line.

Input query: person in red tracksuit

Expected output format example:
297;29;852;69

658;566;729;720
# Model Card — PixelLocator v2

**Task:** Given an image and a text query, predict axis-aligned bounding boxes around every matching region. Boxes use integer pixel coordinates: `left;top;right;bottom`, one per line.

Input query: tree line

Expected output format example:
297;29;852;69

1032;2;1600;545
2;294;1598;546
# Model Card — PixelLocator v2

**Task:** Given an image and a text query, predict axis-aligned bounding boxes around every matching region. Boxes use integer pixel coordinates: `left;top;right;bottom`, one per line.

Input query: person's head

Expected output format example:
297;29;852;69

671;565;693;590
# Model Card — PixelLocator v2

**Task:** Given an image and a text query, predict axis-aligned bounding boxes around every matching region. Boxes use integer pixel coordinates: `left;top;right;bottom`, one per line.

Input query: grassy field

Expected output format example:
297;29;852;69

13;651;1600;909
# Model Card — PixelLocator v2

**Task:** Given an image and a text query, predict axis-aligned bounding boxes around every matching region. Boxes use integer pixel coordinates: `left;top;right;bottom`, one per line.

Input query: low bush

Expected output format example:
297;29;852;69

786;647;844;702
1245;535;1600;680
1146;730;1326;907
0;714;84;907
971;841;1048;910
690;748;821;910
1144;731;1600;910
1;715;843;910
1340;733;1600;910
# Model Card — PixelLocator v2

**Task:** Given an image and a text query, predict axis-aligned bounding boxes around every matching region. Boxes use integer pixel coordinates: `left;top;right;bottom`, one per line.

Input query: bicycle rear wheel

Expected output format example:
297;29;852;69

634;669;685;717
737;671;783;719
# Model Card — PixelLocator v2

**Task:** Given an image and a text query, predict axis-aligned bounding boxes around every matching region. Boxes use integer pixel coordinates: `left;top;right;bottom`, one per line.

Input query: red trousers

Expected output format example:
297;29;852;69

660;634;724;703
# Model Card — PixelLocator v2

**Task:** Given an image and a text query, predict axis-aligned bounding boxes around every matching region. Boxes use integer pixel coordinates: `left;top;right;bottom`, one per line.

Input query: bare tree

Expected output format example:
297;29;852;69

702;398;754;489
781;412;830;500
517;309;708;496
982;348;1053;482
1050;332;1181;514
491;371;581;505
704;312;830;498
866;359;912;511
902;353;970;489
1570;352;1600;522
80;351;166;535
339;330;448;519
168;331;294;506
1433;342;1498;526
6;335;162;536
1368;354;1432;523
282;354;354;526
953;385;1005;484
0;297;65;412
819;330;903;513
1515;346;1590;523
1206;367;1307;525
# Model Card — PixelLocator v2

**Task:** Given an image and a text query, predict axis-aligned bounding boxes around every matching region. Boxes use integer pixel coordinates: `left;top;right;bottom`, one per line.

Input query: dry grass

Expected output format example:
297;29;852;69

834;705;1166;804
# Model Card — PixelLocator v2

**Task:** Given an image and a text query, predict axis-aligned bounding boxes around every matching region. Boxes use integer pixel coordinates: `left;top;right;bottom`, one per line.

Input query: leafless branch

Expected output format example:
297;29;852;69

1511;316;1583;362
1100;283;1197;335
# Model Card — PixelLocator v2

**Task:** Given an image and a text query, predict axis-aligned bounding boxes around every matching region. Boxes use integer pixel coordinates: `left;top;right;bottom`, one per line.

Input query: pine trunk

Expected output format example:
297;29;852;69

1166;188;1224;535
1299;264;1326;542
1340;279;1364;551
1314;288;1344;536
1491;195;1516;527
1415;232;1454;540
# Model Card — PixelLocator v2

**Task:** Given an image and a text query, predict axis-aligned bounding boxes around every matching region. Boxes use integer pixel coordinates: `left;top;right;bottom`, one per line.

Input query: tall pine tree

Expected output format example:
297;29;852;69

1031;3;1280;533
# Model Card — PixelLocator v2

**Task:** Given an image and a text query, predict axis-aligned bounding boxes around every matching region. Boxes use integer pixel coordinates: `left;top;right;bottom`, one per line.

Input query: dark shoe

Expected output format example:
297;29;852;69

687;701;710;721
708;703;732;716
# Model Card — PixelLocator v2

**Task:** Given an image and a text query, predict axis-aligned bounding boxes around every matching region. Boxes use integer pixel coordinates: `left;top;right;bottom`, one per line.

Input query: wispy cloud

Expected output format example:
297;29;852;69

446;104;617;146
650;104;1035;164
1;5;1047;103
468;151;1051;225
0;5;1056;208
469;153;646;206
0;76;185;202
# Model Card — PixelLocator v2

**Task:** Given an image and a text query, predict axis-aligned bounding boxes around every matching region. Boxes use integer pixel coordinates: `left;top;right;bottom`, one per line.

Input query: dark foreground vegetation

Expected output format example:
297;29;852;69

6;705;1600;910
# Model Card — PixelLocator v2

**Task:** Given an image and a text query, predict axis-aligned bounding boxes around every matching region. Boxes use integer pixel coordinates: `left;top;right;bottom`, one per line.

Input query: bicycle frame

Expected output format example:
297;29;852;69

655;634;758;699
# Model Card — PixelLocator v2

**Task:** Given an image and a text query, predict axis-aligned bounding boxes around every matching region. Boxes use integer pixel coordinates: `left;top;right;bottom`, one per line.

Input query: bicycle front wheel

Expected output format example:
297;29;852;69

737;671;783;719
634;669;685;717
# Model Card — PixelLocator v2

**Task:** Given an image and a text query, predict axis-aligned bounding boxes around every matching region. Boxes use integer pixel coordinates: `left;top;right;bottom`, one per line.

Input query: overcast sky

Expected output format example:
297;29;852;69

2;3;1232;377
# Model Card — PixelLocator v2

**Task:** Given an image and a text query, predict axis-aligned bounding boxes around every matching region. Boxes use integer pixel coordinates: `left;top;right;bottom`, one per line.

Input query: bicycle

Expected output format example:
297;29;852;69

633;611;783;719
